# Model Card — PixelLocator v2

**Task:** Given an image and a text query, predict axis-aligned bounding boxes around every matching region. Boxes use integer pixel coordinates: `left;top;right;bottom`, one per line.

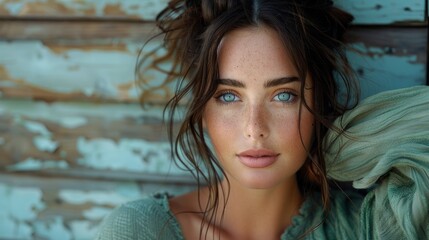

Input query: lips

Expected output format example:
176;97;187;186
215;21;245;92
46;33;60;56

237;149;280;168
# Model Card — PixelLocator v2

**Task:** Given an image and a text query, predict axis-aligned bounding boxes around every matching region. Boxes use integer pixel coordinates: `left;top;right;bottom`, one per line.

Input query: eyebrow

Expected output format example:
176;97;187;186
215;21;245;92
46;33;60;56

217;77;300;88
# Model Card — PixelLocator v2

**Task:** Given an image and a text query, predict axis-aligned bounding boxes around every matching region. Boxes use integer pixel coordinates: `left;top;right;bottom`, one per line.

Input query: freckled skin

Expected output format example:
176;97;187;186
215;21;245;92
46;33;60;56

204;26;315;190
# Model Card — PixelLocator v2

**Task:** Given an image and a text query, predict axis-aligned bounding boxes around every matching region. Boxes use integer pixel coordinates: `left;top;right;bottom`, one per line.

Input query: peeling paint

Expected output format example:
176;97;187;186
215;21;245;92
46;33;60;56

0;41;137;97
0;99;177;125
34;216;72;240
0;0;425;23
348;43;426;99
23;120;52;136
34;135;59;153
83;207;112;220
335;0;425;24
58;116;88;129
76;137;186;175
0;183;45;239
7;158;69;171
69;220;99;240
58;189;138;206
0;0;170;19
22;120;61;152
0;40;173;103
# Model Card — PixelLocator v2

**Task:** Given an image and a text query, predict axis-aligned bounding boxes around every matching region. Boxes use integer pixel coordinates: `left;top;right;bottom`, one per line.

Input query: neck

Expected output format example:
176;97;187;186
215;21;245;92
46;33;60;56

204;177;303;240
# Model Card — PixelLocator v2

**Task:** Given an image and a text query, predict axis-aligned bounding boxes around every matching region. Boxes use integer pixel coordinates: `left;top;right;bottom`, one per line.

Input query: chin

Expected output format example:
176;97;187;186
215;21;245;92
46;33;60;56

232;171;290;190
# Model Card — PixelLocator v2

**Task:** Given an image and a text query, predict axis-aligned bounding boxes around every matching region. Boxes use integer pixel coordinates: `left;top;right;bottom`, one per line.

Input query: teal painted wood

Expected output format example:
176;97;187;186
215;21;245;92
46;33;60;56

335;0;426;24
0;0;170;20
0;0;426;24
344;27;427;99
0;99;190;178
0;39;173;104
348;44;426;99
0;174;194;240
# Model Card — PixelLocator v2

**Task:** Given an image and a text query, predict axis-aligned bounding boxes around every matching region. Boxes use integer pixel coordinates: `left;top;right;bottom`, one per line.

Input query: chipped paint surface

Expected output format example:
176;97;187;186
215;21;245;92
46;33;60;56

0;40;171;103
83;207;112;220
0;0;170;20
7;158;68;171
0;183;45;239
59;189;135;206
0;98;186;177
22;119;60;153
34;217;72;240
69;220;99;240
77;137;187;175
334;0;425;24
58;116;88;129
0;0;425;24
0;41;138;100
0;99;180;124
24;120;52;136
0;175;194;240
347;43;426;99
34;135;59;152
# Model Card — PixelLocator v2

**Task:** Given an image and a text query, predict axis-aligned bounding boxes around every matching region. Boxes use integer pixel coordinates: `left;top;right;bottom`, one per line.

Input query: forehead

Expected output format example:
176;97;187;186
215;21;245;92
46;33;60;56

217;26;298;81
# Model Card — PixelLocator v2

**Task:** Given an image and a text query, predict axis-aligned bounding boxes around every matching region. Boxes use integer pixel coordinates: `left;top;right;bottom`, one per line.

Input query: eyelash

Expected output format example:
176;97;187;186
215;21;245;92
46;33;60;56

273;91;297;103
214;90;239;105
214;89;298;105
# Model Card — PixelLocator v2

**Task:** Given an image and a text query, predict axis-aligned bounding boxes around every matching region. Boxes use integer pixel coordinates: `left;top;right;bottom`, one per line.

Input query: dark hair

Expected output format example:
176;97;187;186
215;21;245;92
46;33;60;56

138;0;358;237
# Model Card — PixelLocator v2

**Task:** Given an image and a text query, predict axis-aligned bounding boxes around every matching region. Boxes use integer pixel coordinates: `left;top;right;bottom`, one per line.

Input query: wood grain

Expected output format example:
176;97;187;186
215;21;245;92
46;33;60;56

0;0;426;24
0;20;159;40
0;39;174;104
0;99;192;178
0;173;195;240
0;0;170;20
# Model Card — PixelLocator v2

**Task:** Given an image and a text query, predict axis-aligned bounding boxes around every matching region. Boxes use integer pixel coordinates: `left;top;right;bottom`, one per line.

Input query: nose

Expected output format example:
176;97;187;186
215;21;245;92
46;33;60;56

244;104;269;139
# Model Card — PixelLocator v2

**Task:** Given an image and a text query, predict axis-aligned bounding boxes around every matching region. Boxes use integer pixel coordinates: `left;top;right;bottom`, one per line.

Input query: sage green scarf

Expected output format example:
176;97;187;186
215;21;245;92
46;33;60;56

324;86;429;239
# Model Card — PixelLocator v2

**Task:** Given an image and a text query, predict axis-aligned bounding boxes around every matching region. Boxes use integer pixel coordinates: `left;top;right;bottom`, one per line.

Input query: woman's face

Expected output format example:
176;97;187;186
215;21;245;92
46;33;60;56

203;26;315;189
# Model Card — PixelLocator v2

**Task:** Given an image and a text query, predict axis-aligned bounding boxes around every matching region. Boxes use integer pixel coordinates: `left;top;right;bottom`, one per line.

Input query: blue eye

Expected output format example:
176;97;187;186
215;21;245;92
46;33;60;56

220;92;238;102
274;92;295;102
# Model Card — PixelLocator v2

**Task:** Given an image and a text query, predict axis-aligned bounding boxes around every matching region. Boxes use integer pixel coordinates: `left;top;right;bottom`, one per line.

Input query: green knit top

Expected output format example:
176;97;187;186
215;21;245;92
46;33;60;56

95;86;429;240
95;190;362;240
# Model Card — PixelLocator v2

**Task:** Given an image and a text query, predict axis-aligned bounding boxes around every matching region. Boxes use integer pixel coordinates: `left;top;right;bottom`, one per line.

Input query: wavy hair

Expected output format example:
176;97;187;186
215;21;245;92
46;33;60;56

138;0;358;238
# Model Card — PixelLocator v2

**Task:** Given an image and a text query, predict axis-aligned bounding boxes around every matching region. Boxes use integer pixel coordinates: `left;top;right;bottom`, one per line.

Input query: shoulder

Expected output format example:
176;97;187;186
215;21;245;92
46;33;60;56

283;190;363;239
323;190;363;238
95;193;183;240
291;190;363;239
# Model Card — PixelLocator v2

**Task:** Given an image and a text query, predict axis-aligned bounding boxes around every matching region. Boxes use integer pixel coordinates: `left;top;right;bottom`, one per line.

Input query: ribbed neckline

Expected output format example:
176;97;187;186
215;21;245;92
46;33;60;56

152;192;185;240
151;192;321;239
280;193;320;239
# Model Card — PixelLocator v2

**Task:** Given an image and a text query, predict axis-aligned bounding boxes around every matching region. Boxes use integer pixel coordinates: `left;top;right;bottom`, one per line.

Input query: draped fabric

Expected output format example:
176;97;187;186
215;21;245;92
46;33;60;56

324;86;429;239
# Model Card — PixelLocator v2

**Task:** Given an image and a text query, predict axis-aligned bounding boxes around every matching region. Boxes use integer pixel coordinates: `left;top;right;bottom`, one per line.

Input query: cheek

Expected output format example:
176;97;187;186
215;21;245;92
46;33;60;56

273;109;314;151
203;105;239;152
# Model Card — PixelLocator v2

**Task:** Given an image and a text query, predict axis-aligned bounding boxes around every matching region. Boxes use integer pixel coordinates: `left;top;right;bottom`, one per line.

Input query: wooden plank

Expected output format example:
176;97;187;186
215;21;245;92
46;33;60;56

345;27;427;98
0;0;170;20
0;173;195;240
0;0;426;24
0;99;192;180
0;20;158;40
0;39;174;104
335;0;426;24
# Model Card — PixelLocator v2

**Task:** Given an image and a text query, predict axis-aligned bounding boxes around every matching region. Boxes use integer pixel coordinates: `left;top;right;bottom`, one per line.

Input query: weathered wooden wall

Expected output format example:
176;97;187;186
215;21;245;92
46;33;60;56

0;0;427;239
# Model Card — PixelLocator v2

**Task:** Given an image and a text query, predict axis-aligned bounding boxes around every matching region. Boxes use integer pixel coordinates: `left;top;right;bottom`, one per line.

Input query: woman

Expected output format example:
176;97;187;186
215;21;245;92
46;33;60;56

96;0;429;239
